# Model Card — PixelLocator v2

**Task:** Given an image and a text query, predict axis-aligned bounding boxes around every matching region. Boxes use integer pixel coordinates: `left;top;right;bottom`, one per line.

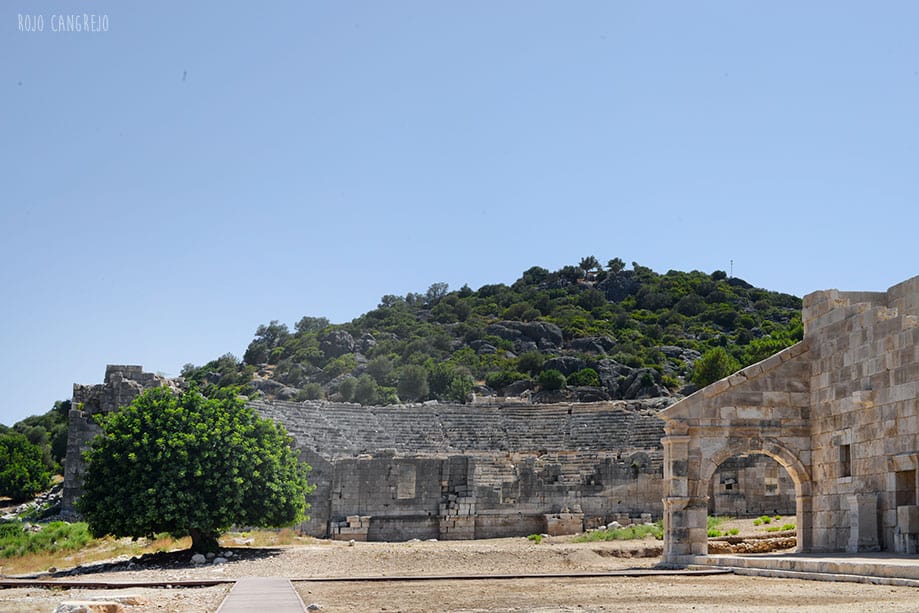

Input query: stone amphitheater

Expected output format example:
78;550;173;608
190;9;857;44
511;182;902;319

63;366;793;541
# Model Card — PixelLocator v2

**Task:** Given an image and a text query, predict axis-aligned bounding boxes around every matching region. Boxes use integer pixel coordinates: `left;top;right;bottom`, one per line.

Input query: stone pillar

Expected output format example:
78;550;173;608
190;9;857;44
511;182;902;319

796;495;813;552
61;408;102;517
847;493;880;552
662;423;705;565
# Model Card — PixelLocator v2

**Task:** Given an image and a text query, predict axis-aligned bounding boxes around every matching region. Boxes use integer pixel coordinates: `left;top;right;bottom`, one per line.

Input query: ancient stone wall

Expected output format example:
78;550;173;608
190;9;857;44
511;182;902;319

803;277;919;552
661;275;919;563
708;454;795;517
62;366;179;515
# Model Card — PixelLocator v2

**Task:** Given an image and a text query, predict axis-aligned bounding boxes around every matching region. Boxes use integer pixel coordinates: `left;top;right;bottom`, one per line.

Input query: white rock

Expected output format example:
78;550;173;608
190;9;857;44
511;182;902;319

212;557;228;565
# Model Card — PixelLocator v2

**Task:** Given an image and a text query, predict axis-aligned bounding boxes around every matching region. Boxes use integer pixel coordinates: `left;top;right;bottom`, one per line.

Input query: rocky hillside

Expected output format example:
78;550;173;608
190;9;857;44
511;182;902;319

182;258;802;405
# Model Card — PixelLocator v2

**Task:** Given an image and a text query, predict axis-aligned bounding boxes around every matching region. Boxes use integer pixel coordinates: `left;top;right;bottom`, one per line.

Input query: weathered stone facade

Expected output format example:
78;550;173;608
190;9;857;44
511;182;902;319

661;276;919;564
252;399;670;539
63;365;179;514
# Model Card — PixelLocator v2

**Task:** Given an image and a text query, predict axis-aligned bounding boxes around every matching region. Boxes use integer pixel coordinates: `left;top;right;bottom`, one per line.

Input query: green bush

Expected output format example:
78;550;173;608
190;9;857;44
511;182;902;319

397;365;430;402
353;375;380;405
337;377;357;402
692;347;741;387
567;368;600;387
485;370;527;391
0;433;52;502
537;369;566;391
517;351;546;375
727;528;739;536
527;533;543;544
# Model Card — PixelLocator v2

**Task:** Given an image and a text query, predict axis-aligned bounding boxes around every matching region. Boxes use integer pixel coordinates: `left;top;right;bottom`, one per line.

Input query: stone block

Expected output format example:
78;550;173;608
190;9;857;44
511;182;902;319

897;506;919;534
53;602;124;613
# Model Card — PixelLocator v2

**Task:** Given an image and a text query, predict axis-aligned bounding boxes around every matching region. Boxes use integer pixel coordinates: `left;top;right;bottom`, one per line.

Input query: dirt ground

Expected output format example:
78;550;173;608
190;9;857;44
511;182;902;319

2;531;919;612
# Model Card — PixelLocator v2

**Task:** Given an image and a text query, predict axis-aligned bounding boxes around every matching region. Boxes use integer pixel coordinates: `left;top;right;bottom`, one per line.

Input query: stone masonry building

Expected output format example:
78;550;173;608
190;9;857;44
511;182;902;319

661;275;919;564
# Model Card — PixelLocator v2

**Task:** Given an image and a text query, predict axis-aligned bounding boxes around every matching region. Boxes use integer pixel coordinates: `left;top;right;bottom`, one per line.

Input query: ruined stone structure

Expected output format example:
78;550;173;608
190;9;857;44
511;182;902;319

63;366;792;539
63;365;179;514
661;276;919;564
252;399;669;540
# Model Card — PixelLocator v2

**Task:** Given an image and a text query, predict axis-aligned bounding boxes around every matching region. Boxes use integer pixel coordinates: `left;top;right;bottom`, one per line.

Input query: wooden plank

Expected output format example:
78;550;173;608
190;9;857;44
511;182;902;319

216;576;306;613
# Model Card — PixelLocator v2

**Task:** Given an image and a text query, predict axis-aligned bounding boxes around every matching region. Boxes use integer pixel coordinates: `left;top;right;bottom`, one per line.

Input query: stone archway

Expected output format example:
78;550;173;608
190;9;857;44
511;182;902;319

659;342;813;565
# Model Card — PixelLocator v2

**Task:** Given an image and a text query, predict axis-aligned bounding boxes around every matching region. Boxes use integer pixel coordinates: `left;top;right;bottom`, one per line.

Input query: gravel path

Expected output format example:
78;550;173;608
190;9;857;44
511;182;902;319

2;536;918;612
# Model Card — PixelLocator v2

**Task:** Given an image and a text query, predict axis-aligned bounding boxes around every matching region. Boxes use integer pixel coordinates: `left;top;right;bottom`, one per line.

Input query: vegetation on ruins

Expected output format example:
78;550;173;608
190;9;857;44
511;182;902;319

0;432;53;502
179;258;801;405
574;522;664;542
77;387;313;553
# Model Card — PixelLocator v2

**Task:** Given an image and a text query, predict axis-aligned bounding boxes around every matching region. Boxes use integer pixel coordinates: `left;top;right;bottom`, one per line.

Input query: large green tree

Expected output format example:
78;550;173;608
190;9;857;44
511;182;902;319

0;432;52;502
78;387;312;552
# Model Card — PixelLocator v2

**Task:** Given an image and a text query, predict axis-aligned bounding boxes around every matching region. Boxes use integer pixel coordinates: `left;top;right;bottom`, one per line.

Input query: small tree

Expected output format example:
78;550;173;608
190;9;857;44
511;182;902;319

538;369;567;391
78;388;312;553
397;365;430;402
352;374;380;405
692;347;741;387
567;368;600;387
0;432;52;502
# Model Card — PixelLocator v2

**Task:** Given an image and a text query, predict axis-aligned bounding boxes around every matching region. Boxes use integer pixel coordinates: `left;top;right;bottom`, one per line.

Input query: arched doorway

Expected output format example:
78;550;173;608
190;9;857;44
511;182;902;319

708;453;795;518
658;342;814;565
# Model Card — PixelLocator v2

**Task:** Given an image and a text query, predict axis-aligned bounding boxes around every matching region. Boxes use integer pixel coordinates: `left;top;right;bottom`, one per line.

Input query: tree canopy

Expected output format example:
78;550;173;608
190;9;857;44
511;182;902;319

0;432;52;502
78;387;313;552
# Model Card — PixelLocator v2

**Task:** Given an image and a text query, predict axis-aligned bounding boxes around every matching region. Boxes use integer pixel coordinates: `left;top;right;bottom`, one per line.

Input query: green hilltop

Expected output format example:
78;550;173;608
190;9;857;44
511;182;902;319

182;257;803;406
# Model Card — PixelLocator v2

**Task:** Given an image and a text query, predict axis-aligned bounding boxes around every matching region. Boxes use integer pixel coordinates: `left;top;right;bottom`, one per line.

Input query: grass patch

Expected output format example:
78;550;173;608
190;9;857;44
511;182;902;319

766;523;796;532
727;528;739;536
0;522;92;559
707;516;731;529
574;522;663;542
527;533;543;544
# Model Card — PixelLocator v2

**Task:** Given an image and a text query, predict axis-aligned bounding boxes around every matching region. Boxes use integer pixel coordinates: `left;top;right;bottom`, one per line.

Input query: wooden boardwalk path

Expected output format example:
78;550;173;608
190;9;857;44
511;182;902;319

216;576;307;612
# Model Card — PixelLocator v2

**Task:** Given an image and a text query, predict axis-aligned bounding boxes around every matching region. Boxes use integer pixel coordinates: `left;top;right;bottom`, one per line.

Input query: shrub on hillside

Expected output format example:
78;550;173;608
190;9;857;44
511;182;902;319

537;369;566;391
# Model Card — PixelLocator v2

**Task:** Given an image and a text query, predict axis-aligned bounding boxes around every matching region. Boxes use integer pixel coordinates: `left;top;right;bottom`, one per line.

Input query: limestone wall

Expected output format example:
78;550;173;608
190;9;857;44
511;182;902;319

63;366;178;514
804;277;919;552
253;398;671;539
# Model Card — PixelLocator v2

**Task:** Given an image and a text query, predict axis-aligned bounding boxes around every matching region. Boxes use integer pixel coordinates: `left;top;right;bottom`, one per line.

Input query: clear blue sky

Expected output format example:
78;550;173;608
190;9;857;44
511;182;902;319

2;2;918;426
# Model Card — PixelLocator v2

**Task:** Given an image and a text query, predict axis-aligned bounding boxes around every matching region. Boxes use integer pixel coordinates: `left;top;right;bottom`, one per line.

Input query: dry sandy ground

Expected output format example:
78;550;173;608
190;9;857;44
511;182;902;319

2;535;919;612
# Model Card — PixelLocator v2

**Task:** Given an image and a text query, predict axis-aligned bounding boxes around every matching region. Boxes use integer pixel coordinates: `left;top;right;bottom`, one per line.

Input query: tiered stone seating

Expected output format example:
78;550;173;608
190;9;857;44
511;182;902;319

251;399;668;460
500;405;569;450
626;410;667;450
435;405;508;451
370;405;448;453
568;408;634;450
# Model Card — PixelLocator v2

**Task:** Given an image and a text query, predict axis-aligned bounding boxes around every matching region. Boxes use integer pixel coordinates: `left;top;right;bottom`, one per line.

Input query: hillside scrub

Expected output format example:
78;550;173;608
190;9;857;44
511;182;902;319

181;259;802;405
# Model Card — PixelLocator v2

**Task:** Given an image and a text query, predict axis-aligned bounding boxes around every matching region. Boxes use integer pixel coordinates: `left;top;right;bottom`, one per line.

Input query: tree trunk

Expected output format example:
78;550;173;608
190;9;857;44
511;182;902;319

189;528;220;553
